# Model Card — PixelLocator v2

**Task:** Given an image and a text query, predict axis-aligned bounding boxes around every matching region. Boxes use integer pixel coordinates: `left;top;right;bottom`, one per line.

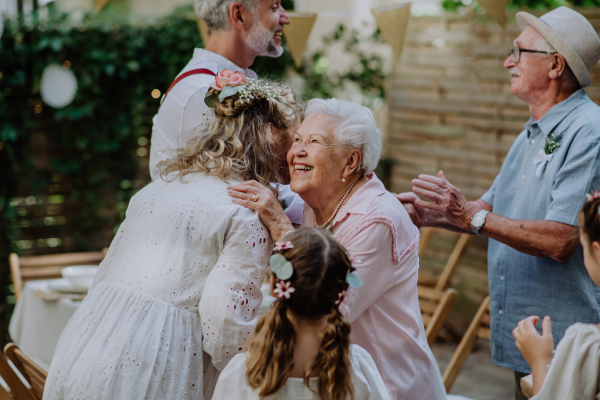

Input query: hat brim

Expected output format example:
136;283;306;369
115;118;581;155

516;11;591;87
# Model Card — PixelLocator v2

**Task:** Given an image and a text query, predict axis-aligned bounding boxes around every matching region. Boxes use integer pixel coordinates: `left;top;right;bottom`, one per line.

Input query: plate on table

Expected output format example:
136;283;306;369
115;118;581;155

47;278;89;294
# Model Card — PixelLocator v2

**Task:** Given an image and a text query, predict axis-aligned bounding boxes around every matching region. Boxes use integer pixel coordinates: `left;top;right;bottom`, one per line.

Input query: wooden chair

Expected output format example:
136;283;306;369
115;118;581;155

442;296;491;393
418;227;473;290
0;384;14;400
0;348;36;400
3;344;46;400
9;248;108;301
418;285;458;347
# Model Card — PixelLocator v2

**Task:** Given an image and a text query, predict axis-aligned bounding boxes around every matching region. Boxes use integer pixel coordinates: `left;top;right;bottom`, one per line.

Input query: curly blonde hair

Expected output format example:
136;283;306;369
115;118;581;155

159;80;303;189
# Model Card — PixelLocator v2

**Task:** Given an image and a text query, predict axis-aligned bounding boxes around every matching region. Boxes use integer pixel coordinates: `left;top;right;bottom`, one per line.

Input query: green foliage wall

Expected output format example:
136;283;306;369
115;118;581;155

442;0;600;11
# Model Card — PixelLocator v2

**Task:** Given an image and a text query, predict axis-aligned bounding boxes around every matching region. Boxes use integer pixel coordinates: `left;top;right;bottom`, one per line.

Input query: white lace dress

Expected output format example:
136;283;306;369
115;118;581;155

43;173;272;400
212;344;391;399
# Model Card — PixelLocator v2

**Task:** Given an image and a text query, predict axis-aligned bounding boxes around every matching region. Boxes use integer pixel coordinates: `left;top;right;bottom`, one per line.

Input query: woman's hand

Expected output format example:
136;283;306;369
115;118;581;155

513;316;554;395
227;180;294;242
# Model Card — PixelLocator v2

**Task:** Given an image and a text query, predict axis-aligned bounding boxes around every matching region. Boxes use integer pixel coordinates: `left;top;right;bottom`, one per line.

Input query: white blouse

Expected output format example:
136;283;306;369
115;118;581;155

532;323;600;400
212;344;392;400
43;173;272;400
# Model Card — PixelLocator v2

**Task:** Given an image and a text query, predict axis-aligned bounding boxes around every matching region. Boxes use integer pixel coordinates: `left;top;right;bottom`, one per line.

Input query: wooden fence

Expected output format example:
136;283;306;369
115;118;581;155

386;9;600;327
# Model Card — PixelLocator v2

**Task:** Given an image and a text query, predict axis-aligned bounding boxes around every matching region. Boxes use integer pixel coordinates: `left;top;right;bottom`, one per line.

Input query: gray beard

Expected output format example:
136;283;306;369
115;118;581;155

247;22;283;58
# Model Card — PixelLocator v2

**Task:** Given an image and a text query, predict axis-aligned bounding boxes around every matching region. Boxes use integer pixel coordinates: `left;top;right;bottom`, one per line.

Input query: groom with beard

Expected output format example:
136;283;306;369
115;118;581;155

150;0;303;221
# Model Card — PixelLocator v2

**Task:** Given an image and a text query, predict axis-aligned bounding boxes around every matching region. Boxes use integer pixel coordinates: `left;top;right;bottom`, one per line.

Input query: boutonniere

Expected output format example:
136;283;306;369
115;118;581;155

533;130;564;177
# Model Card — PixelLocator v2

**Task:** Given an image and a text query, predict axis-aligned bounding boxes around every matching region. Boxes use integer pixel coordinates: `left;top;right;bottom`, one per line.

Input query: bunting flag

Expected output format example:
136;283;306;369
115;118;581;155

282;12;317;68
95;0;109;11
372;3;411;61
196;17;209;46
478;0;506;29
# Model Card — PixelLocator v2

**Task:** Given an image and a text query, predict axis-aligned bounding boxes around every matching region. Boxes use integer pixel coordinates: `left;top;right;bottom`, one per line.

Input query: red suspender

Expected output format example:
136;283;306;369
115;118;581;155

159;68;217;108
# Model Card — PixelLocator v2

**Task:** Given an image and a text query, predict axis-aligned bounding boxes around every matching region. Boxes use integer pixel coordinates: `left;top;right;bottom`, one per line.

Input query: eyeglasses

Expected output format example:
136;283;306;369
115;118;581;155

507;47;557;63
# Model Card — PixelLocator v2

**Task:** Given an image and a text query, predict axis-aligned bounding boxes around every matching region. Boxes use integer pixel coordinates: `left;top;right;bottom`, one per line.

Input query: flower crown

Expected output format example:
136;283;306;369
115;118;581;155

204;69;279;108
269;240;363;300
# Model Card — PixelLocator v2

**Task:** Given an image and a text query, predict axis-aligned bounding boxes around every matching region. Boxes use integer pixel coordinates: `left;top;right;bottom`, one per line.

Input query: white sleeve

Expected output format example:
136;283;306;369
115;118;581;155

181;87;212;140
149;86;213;181
350;345;392;400
212;353;254;400
531;324;600;400
199;207;270;371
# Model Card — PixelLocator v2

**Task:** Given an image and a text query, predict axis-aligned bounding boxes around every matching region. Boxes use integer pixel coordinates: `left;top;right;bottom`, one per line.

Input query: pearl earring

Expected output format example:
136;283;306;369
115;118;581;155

342;178;346;182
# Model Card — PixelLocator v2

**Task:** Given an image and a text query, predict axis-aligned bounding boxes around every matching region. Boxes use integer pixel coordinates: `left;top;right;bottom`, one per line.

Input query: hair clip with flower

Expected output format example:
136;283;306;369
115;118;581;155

585;191;600;202
335;290;346;305
273;241;294;251
269;254;294;280
273;281;295;299
204;69;247;107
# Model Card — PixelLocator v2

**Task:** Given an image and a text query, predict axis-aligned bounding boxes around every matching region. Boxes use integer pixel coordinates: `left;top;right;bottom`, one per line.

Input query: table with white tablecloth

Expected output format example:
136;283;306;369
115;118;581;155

8;280;81;371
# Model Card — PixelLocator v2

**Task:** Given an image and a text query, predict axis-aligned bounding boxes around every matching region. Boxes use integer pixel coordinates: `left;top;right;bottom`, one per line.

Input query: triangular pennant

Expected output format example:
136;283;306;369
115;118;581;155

196;17;209;46
95;0;109;11
478;0;506;29
372;3;411;62
282;12;317;68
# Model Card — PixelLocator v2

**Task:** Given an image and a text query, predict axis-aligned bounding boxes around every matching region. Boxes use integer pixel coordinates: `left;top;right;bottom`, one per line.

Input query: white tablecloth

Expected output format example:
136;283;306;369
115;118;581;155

8;281;81;371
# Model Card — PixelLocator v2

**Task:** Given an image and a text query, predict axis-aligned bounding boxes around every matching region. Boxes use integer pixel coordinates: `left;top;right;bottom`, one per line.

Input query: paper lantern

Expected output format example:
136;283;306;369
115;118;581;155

40;64;78;108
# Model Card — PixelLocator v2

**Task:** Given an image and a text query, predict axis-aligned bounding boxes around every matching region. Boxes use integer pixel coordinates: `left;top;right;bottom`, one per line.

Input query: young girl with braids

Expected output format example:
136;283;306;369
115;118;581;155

513;191;600;400
212;228;390;400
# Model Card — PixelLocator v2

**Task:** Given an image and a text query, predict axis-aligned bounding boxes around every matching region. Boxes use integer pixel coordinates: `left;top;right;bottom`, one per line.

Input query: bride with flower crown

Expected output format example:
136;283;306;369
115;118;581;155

42;76;302;400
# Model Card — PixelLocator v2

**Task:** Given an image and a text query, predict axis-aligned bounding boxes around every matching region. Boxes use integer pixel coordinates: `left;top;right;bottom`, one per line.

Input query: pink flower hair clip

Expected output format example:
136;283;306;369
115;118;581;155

335;290;346;305
274;241;294;251
273;281;295;299
585;191;600;202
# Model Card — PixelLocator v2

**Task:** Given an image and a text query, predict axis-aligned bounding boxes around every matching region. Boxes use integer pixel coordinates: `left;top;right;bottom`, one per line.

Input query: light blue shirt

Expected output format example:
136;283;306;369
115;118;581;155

480;89;600;373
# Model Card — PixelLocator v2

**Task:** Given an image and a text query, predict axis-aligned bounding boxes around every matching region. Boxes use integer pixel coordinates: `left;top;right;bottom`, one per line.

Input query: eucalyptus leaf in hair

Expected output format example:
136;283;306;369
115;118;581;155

269;254;294;280
346;271;363;288
218;85;245;102
204;90;218;108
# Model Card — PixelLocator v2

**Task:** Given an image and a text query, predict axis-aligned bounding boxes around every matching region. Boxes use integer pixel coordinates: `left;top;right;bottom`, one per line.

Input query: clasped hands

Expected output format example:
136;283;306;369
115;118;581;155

397;170;480;231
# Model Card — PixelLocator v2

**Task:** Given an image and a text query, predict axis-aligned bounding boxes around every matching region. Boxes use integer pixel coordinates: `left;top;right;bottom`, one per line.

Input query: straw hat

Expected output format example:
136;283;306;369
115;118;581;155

516;7;600;88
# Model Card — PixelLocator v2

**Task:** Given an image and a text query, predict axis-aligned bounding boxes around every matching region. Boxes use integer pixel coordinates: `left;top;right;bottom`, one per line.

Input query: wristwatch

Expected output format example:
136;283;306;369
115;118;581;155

471;210;490;234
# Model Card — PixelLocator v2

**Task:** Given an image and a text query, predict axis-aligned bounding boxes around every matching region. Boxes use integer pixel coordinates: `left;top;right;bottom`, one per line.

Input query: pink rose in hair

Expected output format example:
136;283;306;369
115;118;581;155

213;69;246;91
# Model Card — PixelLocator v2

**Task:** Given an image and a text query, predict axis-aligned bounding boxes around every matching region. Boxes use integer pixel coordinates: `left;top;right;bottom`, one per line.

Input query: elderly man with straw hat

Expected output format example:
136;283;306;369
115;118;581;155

399;7;600;399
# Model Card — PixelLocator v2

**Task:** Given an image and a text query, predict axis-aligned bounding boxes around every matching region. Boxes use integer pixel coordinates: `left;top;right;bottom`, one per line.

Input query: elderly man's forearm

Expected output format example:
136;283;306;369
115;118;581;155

480;214;579;262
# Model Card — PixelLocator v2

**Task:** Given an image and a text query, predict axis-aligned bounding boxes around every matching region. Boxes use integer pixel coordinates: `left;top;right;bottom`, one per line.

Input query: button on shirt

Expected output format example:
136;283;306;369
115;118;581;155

149;49;303;223
480;89;600;373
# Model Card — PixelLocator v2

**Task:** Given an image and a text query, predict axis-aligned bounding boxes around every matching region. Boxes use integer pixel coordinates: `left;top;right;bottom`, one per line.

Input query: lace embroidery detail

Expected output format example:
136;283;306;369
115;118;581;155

336;217;419;265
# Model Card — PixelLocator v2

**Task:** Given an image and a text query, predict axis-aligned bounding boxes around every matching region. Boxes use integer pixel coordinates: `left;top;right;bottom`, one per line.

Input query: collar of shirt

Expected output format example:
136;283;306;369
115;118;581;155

192;48;257;79
524;89;590;138
301;174;386;227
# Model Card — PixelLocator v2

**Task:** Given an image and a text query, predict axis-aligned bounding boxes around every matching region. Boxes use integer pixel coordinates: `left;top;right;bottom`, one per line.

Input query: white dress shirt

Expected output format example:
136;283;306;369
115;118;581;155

150;48;303;224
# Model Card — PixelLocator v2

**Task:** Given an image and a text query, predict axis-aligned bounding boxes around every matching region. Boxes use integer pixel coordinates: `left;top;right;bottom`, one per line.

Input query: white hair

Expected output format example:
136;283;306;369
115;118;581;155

194;0;259;33
306;98;382;175
532;29;580;91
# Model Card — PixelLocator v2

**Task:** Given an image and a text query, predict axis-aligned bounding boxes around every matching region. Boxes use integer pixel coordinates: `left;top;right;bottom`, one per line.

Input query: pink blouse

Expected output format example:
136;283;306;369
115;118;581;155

302;174;445;400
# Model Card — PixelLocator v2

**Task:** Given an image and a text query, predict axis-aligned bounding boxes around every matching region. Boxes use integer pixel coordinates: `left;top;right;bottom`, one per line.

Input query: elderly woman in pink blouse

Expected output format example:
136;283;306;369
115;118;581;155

228;98;446;399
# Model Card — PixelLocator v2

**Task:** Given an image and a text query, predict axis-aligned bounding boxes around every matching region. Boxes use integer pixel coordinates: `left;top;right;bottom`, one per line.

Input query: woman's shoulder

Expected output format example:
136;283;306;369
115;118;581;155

561;323;600;345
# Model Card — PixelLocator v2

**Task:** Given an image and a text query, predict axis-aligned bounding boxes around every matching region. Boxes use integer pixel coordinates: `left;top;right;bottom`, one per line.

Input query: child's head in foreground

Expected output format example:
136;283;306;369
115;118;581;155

246;227;356;400
580;192;600;286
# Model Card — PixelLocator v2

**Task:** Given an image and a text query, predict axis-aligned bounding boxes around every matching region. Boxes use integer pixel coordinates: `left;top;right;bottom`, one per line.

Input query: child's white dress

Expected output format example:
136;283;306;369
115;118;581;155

43;173;271;400
212;344;392;399
532;323;600;400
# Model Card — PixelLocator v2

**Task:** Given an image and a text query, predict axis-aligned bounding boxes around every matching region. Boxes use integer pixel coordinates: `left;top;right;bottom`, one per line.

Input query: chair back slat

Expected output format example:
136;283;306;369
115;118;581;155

9;249;107;301
4;344;46;400
0;352;36;400
418;286;458;347
0;383;14;400
442;296;491;393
